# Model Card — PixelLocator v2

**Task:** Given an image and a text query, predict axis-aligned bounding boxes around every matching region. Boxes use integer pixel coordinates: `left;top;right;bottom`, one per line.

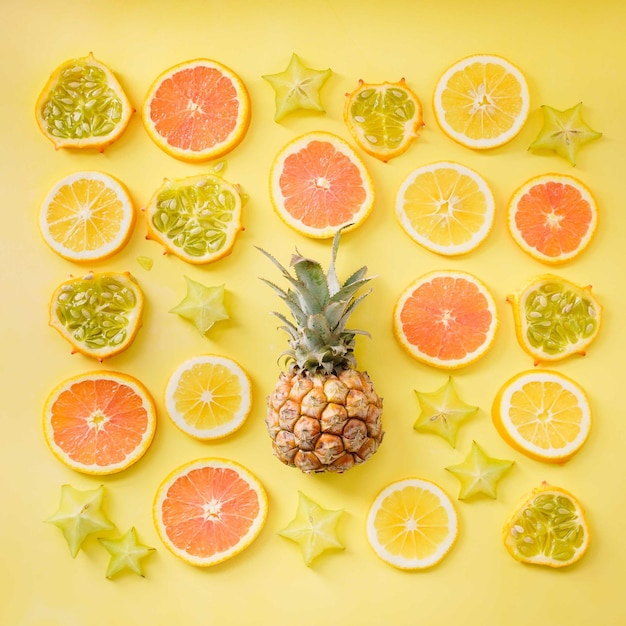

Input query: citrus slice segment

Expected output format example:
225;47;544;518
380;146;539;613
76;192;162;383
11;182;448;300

503;482;590;567
144;173;243;264
394;270;498;369
492;370;591;463
507;174;598;264
433;54;530;149
43;371;156;475
39;171;135;262
508;274;602;363
344;78;423;162
395;161;495;255
269;131;375;238
165;355;251;441
153;458;268;567
143;58;250;162
49;271;144;361
35;53;133;151
366;478;458;570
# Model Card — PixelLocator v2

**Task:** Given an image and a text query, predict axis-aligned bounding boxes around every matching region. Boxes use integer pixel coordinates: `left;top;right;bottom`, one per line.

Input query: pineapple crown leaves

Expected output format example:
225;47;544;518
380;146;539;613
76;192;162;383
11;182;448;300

257;228;374;373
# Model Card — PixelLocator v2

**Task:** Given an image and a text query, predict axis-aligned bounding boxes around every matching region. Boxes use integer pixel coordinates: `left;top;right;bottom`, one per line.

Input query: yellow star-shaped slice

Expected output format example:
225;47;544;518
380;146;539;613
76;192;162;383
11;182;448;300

262;53;332;122
45;484;115;558
169;276;229;336
529;102;601;166
413;377;478;447
99;527;155;578
445;441;514;500
278;491;344;566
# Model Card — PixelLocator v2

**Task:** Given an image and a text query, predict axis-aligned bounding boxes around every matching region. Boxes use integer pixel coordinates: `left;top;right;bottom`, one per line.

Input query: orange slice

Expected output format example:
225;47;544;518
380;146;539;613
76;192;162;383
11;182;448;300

433;54;530;149
507;174;598;264
492;370;592;463
143;59;250;162
49;271;144;361
503;482;590;567
153;458;268;567
43;371;156;475
39;171;135;262
394;270;498;369
269;131;375;238
395;161;495;255
344;78;423;162
366;478;458;570
35;53;133;151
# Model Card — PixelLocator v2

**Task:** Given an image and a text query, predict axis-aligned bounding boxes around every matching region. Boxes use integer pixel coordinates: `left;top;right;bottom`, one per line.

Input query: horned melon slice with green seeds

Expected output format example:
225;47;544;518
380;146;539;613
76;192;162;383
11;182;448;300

507;274;602;364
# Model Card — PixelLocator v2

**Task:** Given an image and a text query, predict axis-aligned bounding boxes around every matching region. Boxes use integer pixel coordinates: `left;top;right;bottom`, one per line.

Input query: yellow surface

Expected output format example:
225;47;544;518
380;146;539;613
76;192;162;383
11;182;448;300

2;1;625;624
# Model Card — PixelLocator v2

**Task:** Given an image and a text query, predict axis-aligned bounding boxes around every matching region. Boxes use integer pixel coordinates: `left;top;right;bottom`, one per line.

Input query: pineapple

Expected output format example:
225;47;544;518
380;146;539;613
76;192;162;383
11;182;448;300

259;230;384;473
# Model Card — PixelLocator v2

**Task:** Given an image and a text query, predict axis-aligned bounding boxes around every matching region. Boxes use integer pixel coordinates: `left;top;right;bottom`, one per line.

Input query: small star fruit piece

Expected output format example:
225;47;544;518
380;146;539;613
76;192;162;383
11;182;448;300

445;441;514;500
262;53;332;122
45;484;115;557
169;276;229;336
278;491;345;566
98;527;155;578
529;102;602;166
413;377;478;447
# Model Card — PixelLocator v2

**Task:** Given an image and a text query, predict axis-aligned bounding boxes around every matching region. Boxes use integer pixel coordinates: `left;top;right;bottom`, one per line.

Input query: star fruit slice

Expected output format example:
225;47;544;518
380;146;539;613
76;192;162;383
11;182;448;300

278;491;344;566
98;527;155;578
45;484;115;557
413;377;478;446
262;53;331;122
445;441;514;500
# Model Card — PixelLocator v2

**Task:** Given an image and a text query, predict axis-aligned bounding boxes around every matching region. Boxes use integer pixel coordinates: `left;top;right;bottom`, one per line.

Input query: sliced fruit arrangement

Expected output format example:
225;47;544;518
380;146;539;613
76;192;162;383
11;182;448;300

43;371;156;474
507;274;602;364
39;171;135;263
143;58;250;162
49;271;144;361
262;53;332;122
503;482;590;567
395;161;495;256
344;78;423;162
165;355;252;441
433;53;529;150
260;229;384;473
269;131;375;238
492;370;591;463
366;478;458;570
507;174;598;264
153;458;268;567
35;53;133;151
278;491;344;566
529;102;602;166
144;173;244;264
394;270;498;369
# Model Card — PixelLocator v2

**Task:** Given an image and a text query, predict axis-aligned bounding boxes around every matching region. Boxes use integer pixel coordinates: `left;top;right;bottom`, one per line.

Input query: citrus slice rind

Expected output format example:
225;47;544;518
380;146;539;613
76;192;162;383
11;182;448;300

142;58;250;162
39;171;135;262
344;78;423;162
503;483;590;567
492;370;591;463
43;371;156;475
153;458;268;567
393;270;498;369
48;271;144;361
144;173;243;264
395;161;495;256
508;274;602;363
269;131;375;239
507;174;598;264
433;54;529;150
35;53;133;151
366;478;458;570
164;355;252;440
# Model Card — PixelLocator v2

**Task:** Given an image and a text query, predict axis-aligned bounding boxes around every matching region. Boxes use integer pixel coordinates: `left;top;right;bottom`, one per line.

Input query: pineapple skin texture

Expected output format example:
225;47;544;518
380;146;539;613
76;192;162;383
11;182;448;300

266;368;384;473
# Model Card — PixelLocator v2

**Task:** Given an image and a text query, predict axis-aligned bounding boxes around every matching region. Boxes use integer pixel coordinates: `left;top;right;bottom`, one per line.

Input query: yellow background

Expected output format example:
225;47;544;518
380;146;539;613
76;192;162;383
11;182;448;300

2;1;625;624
